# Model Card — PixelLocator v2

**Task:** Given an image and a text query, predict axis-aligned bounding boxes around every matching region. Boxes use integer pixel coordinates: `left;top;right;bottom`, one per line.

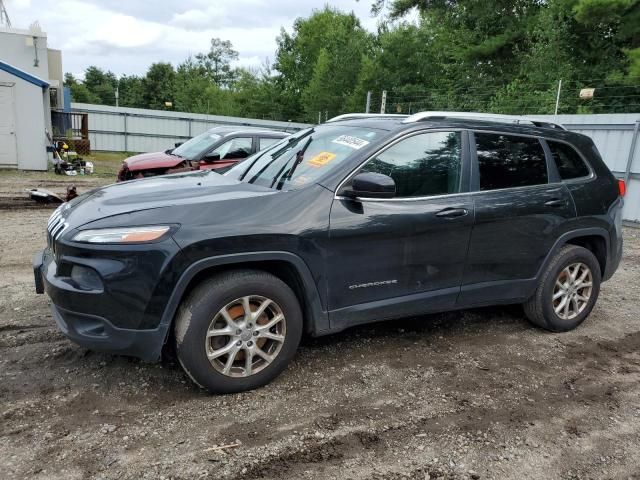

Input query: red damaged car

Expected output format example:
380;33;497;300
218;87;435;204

117;127;289;181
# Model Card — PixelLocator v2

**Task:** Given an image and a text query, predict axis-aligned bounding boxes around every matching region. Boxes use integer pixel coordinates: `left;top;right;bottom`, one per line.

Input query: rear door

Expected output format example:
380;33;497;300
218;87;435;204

458;131;575;305
327;129;475;327
0;84;17;167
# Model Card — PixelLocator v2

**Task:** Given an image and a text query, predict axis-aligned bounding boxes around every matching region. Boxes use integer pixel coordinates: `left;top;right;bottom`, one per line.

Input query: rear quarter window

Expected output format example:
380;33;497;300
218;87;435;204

547;140;590;180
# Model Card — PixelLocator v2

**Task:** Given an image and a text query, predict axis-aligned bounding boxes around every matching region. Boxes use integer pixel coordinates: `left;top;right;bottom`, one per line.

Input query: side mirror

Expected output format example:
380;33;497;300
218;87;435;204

204;152;221;162
345;172;395;199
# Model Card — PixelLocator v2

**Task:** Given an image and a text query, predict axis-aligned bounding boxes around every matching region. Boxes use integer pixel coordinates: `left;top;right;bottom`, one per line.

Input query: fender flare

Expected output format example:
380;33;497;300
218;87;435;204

158;251;329;345
536;227;610;279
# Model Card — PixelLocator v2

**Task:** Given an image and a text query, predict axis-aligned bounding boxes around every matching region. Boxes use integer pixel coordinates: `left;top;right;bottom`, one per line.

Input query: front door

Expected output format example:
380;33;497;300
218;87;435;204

198;136;253;171
459;131;576;305
0;84;17;167
327;130;474;328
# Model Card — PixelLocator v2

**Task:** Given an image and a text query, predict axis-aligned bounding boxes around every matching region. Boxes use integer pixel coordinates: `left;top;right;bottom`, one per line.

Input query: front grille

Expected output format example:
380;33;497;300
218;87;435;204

47;205;69;253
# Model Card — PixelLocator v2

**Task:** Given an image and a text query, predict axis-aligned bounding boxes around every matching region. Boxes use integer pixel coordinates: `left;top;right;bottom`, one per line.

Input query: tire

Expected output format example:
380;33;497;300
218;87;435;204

174;269;303;394
523;245;601;332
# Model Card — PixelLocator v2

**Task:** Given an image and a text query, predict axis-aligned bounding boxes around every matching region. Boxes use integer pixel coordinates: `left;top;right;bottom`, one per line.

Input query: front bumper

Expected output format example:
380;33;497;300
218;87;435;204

34;247;173;361
50;304;167;361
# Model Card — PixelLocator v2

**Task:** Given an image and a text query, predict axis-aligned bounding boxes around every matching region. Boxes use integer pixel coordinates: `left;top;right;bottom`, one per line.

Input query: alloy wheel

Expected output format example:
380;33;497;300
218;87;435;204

205;295;286;377
552;262;593;320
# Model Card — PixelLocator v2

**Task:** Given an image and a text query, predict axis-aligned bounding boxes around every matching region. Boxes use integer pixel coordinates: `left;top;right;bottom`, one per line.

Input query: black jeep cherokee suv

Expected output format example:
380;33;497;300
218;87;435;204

34;112;624;393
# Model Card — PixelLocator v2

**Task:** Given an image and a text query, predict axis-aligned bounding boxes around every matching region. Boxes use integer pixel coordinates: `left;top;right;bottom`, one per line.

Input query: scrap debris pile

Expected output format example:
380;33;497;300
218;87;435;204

51;141;94;176
28;185;78;205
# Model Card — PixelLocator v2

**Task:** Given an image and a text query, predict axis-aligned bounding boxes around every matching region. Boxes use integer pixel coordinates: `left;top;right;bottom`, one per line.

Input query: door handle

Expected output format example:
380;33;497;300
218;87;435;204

544;198;565;207
436;207;468;218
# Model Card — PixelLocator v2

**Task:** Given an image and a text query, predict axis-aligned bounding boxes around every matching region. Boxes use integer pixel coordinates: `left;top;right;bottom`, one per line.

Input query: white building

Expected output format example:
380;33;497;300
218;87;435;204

0;25;63;170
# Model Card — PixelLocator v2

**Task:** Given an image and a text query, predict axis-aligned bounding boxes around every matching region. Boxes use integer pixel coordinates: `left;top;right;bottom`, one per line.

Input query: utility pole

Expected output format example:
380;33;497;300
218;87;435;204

380;90;387;114
115;77;120;108
318;111;322;124
554;79;562;116
365;91;371;113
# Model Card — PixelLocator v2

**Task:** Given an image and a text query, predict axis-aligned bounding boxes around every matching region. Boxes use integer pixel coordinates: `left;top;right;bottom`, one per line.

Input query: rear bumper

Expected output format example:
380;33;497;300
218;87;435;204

51;304;167;361
604;235;623;281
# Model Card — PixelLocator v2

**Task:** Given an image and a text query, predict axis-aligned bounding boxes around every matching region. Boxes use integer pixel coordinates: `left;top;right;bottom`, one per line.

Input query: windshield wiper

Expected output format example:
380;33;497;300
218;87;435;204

244;129;314;183
272;135;313;190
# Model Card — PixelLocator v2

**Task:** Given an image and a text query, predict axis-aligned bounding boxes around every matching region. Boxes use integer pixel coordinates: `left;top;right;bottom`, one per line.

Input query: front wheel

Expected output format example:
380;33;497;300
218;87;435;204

523;245;601;332
174;270;303;394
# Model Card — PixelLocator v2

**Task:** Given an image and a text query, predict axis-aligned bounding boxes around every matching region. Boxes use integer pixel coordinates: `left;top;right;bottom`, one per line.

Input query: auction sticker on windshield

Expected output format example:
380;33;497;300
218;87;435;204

308;152;337;167
332;135;370;150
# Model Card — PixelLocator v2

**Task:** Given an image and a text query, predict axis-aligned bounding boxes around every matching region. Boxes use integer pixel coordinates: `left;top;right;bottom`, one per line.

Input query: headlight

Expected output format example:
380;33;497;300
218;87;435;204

72;226;171;244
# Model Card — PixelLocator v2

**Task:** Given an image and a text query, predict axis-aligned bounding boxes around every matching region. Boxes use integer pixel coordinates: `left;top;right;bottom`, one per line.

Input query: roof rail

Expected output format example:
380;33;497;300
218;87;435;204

326;113;409;123
402;111;566;130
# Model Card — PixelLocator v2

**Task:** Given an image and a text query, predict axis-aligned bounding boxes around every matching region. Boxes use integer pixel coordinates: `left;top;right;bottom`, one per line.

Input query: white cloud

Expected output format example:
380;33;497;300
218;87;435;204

5;0;383;76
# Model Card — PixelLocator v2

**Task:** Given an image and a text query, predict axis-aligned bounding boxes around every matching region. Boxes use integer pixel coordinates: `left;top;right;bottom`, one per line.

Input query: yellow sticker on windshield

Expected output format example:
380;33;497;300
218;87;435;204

308;152;336;167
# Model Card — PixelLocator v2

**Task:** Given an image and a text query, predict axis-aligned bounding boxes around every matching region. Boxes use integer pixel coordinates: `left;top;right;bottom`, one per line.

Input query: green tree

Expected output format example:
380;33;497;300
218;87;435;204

118;75;145;108
142;63;176;109
275;7;373;121
64;72;99;104
83;66;117;105
302;49;336;119
232;65;286;119
195;38;239;87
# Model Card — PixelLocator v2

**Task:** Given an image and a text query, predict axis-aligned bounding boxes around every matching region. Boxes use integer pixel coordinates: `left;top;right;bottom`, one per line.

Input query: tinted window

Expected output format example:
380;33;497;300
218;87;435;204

210;137;252;160
548;140;590;179
259;137;280;150
361;131;462;197
475;133;548;190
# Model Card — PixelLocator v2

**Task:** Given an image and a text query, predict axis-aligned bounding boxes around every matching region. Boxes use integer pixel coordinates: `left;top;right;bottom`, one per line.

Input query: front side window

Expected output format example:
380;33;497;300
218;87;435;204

209;137;253;160
548;140;590;179
360;131;462;197
475;133;548;191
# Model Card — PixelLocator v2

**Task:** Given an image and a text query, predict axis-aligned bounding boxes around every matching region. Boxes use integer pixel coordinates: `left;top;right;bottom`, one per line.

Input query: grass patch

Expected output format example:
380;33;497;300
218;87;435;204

0;151;132;179
84;151;130;177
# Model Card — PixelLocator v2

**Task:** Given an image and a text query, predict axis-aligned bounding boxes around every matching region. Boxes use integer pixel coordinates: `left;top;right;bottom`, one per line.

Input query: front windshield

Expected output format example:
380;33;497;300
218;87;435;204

172;130;222;160
227;125;381;191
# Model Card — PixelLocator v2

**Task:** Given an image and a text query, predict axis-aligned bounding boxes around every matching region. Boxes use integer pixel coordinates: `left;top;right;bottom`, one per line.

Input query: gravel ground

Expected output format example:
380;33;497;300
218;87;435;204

1;174;640;480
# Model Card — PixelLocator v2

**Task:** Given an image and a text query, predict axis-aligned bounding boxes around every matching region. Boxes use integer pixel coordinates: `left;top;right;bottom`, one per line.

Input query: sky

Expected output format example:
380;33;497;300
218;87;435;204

6;0;385;77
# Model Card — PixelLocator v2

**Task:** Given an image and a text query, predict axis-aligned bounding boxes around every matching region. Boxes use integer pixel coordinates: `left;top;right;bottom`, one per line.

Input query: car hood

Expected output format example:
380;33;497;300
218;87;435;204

124;151;185;170
62;170;277;228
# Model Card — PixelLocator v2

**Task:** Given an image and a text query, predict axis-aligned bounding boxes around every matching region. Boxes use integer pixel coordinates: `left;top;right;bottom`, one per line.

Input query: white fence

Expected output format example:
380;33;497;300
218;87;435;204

71;105;639;222
70;103;311;153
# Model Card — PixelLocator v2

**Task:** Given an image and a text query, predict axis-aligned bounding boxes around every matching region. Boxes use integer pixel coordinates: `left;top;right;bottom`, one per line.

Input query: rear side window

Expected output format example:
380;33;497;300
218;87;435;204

259;137;280;150
548;140;590;179
475;133;548;190
361;131;462;197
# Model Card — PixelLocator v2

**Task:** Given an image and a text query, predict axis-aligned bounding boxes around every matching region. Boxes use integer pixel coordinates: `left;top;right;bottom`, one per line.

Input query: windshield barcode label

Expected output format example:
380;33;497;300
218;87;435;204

332;135;370;150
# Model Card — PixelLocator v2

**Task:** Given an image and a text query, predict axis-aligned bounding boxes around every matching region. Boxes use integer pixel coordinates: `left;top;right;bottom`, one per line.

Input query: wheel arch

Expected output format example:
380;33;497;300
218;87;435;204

159;252;329;351
564;235;607;276
538;228;610;280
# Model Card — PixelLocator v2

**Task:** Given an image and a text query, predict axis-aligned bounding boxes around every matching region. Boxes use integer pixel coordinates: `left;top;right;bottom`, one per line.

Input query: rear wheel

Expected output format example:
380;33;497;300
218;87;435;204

523;245;601;332
174;270;302;393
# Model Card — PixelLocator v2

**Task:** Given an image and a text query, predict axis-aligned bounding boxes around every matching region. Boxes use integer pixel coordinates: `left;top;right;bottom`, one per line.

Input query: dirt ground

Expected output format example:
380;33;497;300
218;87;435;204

1;172;640;480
